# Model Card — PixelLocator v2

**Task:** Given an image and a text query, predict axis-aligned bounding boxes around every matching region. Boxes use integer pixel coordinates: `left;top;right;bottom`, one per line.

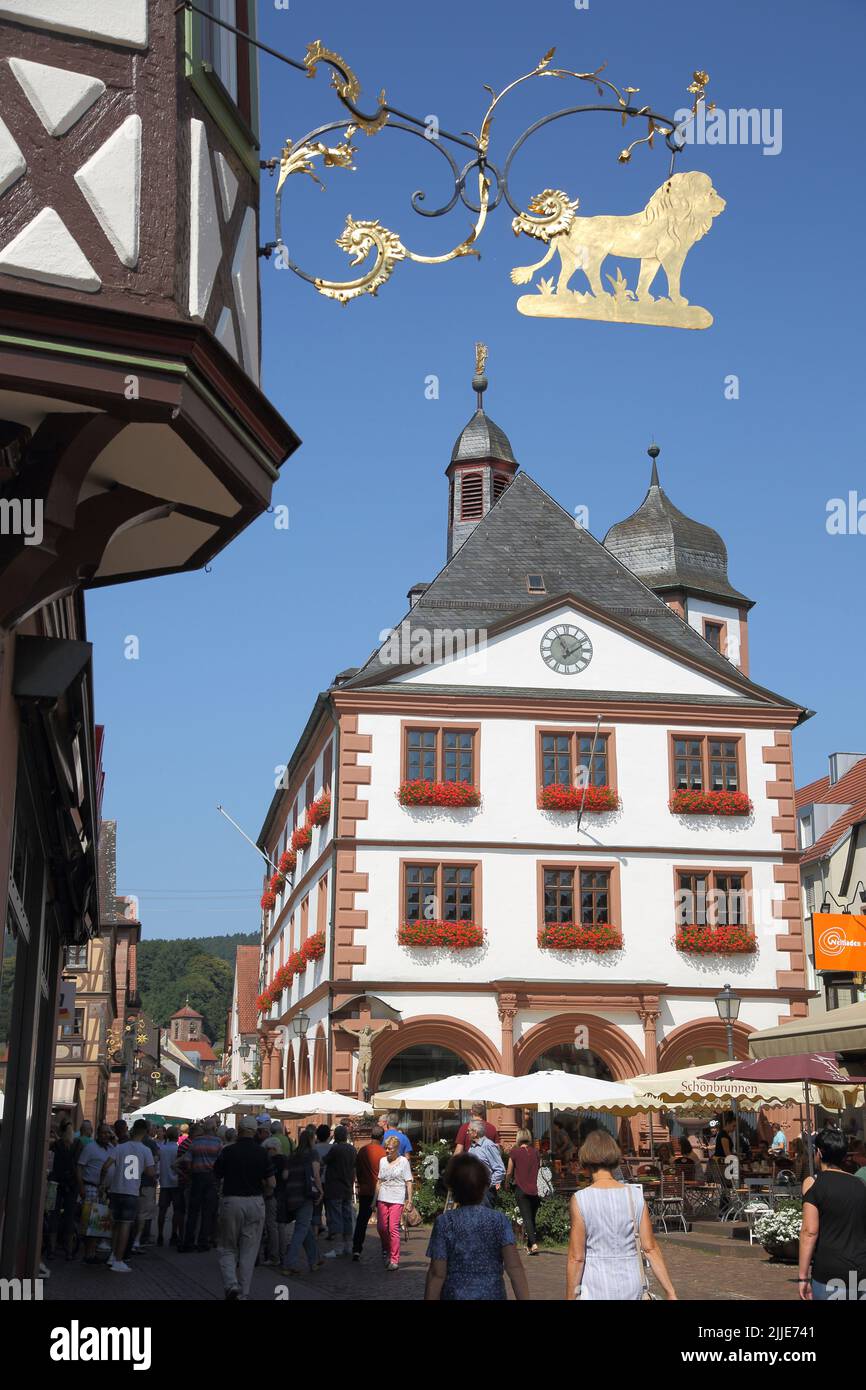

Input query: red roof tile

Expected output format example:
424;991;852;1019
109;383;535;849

798;756;866;866
171;1004;203;1019
235;945;260;1035
172;1037;218;1063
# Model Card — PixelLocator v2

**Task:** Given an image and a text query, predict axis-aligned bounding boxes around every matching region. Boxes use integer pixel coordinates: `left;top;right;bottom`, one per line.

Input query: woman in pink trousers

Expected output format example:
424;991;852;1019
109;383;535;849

375;1134;414;1270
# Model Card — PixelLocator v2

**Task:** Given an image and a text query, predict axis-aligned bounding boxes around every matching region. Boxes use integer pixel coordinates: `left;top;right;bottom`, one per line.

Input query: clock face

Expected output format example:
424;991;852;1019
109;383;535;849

540;624;593;675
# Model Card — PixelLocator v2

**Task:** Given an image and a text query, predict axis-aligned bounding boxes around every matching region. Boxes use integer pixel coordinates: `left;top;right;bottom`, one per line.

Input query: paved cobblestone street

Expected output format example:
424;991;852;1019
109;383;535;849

43;1229;799;1303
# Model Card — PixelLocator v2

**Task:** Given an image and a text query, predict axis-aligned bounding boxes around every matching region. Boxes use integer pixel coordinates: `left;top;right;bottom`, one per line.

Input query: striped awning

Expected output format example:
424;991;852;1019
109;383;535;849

749;1000;866;1059
52;1077;80;1106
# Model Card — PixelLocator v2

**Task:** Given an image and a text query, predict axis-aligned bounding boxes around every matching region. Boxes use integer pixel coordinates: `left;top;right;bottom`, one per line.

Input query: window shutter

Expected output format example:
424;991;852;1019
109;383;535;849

460;472;483;520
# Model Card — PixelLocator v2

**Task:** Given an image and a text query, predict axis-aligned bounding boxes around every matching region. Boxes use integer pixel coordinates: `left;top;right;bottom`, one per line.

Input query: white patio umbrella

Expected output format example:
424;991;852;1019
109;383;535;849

270;1090;372;1117
481;1071;636;1109
371;1070;512;1112
126;1086;237;1122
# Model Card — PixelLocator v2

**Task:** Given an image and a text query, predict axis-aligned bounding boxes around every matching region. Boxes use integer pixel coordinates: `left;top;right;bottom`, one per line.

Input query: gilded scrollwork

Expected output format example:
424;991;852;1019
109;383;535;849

273;41;718;321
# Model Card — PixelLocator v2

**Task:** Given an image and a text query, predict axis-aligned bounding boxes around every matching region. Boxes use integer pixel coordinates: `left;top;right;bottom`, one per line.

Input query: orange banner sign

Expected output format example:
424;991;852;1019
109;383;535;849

813;913;866;971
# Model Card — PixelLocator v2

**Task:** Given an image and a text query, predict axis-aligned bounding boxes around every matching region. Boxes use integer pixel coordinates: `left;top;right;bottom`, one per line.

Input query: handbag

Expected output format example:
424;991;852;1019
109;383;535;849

537;1165;554;1199
625;1184;656;1300
404;1202;423;1228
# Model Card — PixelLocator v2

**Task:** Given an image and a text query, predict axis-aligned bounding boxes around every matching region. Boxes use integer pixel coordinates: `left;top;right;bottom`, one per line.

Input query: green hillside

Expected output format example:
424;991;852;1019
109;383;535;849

137;933;258;1051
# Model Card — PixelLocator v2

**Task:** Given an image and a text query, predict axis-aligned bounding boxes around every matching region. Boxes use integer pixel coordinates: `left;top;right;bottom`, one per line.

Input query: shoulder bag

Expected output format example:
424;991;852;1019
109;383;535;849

625;1184;656;1301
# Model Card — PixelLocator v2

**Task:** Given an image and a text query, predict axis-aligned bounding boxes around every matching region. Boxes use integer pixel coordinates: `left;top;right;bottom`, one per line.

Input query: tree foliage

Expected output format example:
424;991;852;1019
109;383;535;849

137;934;256;1050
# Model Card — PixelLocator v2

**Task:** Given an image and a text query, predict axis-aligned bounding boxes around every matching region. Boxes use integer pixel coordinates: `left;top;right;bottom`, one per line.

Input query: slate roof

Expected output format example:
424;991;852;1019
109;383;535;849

450;407;516;464
603;459;753;606
234;945;260;1035
797;757;866;866
343;471;805;713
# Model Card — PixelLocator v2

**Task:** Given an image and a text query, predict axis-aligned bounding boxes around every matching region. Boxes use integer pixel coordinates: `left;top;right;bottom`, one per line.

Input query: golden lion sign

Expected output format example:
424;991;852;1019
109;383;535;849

813;913;866;973
510;171;725;329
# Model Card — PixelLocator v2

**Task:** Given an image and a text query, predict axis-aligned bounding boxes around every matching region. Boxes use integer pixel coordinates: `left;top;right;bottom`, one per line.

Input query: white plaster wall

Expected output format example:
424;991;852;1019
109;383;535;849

357;711;779;851
263;859;332;1021
374;991;503;1042
395;603;742;697
352;845;786;992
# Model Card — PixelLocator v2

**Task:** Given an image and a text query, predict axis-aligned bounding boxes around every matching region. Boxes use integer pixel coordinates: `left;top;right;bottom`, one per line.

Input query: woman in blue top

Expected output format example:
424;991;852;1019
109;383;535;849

424;1154;530;1301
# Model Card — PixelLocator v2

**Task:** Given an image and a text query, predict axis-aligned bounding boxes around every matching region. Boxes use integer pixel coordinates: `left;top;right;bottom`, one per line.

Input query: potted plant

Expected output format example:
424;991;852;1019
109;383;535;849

675;924;756;955
753;1201;802;1263
398;779;481;808
398;919;484;949
539;922;623;952
669;789;752;817
291;824;313;852
278;849;296;875
538;784;620;813
308;792;331;826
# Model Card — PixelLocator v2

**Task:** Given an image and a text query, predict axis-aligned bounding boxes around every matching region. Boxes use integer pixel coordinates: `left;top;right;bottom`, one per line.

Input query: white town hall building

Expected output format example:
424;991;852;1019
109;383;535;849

251;360;811;1138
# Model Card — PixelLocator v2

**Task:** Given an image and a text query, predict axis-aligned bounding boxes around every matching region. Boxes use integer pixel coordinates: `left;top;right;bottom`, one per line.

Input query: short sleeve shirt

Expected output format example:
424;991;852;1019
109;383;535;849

383;1128;412;1156
78;1142;111;1189
108;1141;153;1196
426;1206;514;1301
377;1155;412;1204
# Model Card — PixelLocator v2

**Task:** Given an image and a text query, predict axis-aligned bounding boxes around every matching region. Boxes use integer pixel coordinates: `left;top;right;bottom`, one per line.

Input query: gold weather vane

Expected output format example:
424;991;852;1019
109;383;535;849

475;342;488;376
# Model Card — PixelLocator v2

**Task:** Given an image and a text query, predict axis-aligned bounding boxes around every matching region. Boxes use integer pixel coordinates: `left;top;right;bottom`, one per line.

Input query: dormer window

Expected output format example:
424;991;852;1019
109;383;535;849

527;574;546;595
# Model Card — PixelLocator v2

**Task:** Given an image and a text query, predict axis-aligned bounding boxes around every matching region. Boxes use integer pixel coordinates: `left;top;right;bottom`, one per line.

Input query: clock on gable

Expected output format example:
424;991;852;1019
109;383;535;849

540;623;593;675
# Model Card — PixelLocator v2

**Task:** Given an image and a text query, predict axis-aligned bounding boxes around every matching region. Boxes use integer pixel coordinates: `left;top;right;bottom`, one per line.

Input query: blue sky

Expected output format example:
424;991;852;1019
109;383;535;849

88;0;866;939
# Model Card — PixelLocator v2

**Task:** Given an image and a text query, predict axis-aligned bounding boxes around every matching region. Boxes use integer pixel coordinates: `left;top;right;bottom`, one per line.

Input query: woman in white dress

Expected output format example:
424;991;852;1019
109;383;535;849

566;1130;677;1301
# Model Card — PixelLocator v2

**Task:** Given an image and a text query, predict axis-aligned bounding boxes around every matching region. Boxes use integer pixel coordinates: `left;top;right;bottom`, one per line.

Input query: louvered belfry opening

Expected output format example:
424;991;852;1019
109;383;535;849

493;472;511;503
460;471;484;520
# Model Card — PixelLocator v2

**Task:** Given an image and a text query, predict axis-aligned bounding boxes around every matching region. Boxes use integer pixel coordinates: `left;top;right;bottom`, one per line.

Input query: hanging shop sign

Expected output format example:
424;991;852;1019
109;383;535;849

812;913;866;972
179;8;722;329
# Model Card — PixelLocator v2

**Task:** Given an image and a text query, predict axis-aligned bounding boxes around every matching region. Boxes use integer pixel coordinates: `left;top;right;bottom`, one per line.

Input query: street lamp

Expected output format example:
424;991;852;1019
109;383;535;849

715;982;742;1160
714;982;742;1057
292;1010;310;1040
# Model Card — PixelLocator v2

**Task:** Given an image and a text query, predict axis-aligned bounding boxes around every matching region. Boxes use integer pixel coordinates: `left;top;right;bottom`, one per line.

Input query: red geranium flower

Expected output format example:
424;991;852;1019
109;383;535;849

291;824;313;852
398;919;483;949
669;789;753;817
675;924;757;955
278;850;297;875
537;784;620;813
260;890;276;913
398;779;481;808
300;932;326;964
538;922;623;952
255;991;272;1014
307;793;331;827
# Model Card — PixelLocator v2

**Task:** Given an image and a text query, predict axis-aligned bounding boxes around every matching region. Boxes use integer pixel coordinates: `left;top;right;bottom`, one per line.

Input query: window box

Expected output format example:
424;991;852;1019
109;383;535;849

398;779;481;808
398;919;483;949
269;871;286;895
278;850;297;875
538;783;620;813
300;931;326;964
538;922;623;952
307;793;331;827
669;789;752;817
291;824;313;852
675;924;756;955
260;890;276;913
255;991;272;1014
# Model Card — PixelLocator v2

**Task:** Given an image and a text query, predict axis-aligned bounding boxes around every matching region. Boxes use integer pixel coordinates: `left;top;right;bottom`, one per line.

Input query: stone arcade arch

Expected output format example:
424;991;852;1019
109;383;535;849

514;1013;646;1081
368;1016;503;1095
656;1017;755;1071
